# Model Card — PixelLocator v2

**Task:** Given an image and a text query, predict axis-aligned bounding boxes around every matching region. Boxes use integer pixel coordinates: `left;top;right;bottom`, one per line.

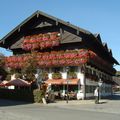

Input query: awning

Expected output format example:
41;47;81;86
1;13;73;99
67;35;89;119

63;79;80;85
5;79;31;87
45;79;80;85
45;79;63;85
0;80;2;84
0;80;8;86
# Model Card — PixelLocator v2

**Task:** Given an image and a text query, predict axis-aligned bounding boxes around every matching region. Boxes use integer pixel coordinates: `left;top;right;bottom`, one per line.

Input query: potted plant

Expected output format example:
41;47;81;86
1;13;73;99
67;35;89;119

67;71;77;79
41;72;48;81
52;72;62;79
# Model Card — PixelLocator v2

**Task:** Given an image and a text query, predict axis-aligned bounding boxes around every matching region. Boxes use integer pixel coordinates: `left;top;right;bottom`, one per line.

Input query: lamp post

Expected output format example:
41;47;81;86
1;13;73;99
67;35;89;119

66;66;70;103
81;65;86;99
98;78;103;103
36;68;43;90
66;79;69;103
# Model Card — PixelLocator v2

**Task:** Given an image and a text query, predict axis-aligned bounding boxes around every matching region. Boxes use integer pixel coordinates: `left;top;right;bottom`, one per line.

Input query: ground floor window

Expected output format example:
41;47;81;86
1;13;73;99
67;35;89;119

104;86;111;93
51;85;78;99
51;85;78;93
85;85;96;93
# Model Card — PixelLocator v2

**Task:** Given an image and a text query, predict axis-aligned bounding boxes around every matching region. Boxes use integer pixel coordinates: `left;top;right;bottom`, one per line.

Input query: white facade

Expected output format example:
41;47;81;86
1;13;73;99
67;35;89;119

46;66;112;100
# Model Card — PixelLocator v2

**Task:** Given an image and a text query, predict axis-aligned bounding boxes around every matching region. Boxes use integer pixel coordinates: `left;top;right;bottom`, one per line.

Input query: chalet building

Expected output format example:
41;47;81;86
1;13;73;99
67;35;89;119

0;11;119;100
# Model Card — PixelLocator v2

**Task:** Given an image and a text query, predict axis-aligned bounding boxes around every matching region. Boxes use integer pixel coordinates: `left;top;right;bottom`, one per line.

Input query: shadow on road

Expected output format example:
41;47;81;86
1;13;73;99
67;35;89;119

111;94;120;100
98;101;107;104
0;99;31;107
1;93;120;107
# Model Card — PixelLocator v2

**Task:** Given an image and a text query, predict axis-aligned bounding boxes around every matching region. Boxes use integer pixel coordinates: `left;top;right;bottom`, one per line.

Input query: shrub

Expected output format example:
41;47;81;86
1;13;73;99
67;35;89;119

0;67;8;80
52;72;62;79
5;74;11;81
15;73;22;79
33;89;45;103
0;89;34;102
67;72;77;79
41;72;48;81
26;73;35;82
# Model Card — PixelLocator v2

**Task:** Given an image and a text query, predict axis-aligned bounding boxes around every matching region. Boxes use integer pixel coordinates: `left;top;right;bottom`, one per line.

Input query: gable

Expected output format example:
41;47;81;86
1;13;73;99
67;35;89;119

109;49;113;56
94;33;102;44
35;21;52;28
0;11;90;49
0;10;119;65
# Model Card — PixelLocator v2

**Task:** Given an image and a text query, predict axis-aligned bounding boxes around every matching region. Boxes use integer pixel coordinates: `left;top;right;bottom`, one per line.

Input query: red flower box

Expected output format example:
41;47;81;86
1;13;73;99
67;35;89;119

22;32;60;51
4;49;113;74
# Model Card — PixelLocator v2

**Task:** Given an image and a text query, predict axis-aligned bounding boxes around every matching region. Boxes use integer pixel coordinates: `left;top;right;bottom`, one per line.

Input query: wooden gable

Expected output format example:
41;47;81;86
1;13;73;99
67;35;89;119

0;11;90;50
94;33;102;44
102;42;109;52
0;10;119;65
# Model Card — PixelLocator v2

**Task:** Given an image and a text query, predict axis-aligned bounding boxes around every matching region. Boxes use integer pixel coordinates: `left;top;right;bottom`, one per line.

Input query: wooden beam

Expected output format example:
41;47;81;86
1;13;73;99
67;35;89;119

60;28;63;39
18;27;21;32
77;28;79;35
56;19;58;26
37;13;39;18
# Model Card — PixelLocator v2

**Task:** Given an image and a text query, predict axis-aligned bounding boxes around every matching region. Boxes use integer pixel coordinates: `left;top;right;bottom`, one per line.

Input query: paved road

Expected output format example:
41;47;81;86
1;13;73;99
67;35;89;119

0;104;120;120
0;93;120;120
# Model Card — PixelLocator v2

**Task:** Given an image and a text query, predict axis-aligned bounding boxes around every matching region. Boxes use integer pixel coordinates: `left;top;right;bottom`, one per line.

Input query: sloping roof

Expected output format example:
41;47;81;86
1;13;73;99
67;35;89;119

6;79;31;86
0;80;8;86
93;33;102;44
0;10;91;43
93;34;119;65
0;10;119;65
113;77;120;86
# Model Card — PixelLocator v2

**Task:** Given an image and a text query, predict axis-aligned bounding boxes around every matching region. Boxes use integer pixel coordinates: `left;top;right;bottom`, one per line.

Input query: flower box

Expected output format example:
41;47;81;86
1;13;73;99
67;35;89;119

22;32;60;51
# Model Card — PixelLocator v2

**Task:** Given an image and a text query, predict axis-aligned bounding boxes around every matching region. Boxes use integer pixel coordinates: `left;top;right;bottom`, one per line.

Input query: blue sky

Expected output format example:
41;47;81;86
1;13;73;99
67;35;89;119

0;0;120;70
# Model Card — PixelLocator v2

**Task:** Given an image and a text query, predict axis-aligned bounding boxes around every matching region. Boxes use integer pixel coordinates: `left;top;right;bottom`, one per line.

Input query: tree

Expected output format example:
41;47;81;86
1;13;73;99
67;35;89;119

21;52;37;81
0;53;7;80
116;71;120;77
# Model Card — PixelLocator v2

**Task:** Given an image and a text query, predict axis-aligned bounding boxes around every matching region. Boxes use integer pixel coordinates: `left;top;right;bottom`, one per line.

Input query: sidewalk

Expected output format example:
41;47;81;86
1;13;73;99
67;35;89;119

46;99;95;106
0;94;120;120
1;94;120;115
45;97;120;114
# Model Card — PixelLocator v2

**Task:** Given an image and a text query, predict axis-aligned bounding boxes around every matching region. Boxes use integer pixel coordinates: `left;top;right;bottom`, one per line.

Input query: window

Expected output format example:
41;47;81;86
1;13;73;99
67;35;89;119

86;85;96;93
52;67;63;73
68;66;78;72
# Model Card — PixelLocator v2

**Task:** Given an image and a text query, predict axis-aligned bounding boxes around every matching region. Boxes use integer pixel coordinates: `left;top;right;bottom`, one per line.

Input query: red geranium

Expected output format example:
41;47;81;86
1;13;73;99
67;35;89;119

22;32;60;51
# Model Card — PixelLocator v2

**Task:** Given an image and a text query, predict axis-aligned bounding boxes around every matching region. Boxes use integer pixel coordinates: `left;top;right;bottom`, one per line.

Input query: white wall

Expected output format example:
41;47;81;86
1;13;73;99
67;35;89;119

47;67;112;99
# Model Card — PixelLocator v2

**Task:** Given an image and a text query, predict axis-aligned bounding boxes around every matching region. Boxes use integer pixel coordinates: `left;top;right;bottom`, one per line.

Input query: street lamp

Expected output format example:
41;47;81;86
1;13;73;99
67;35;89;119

36;68;43;89
98;78;103;103
81;65;86;99
66;80;69;103
66;66;70;103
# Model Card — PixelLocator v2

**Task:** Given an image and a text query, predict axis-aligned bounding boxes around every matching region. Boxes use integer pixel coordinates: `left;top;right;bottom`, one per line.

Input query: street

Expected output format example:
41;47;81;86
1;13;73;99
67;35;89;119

0;93;120;120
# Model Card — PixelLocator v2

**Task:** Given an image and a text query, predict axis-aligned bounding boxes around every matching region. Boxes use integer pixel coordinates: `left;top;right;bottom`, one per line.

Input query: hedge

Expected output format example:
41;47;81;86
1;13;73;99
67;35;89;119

0;88;45;103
